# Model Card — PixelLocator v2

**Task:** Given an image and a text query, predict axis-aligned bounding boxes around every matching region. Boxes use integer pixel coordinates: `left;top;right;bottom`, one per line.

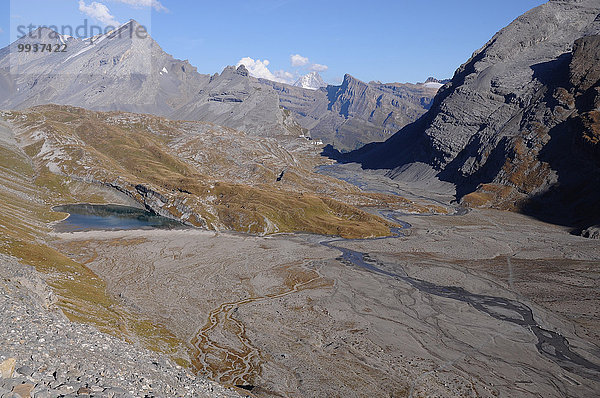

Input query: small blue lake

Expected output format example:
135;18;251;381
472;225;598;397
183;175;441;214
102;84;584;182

53;204;185;232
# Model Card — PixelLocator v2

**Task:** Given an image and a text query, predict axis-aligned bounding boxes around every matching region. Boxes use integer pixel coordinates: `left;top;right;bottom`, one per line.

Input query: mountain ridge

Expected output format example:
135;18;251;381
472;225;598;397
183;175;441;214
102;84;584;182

263;73;442;151
0;22;442;149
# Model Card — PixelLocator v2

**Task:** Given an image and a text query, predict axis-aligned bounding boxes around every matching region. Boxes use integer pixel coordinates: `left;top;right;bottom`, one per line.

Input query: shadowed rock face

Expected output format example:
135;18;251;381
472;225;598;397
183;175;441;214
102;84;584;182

345;0;600;231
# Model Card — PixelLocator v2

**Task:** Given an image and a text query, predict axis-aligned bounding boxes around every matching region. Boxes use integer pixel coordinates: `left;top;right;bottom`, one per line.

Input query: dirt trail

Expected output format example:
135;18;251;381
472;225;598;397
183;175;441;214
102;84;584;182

190;266;330;386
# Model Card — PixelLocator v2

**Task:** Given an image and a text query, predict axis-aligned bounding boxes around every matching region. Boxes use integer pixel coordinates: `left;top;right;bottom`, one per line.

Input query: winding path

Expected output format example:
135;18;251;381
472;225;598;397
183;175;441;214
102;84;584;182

189;266;329;387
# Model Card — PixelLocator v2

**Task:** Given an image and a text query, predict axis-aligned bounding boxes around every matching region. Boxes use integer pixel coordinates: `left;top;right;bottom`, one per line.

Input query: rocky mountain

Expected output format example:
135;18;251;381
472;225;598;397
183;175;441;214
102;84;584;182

344;0;600;232
0;21;302;138
0;22;204;116
264;74;441;151
0;22;441;148
293;71;326;90
170;64;306;137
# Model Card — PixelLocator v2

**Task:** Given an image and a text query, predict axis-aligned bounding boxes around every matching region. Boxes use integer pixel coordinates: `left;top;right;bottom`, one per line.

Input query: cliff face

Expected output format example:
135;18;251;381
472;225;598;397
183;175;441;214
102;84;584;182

322;75;438;151
569;35;600;165
347;0;600;230
461;34;600;227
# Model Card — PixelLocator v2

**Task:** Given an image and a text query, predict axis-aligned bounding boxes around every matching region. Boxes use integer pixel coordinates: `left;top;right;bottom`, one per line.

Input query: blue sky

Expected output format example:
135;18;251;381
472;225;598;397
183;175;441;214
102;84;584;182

0;0;547;84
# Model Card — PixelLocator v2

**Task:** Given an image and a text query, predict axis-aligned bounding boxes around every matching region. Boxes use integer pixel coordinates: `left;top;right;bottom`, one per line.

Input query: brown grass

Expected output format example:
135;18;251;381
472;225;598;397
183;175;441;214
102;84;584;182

0;130;190;365
8;105;401;238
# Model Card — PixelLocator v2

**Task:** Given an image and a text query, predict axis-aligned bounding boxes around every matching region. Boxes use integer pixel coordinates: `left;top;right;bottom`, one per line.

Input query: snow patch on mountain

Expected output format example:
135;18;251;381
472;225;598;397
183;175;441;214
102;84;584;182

293;72;326;90
423;82;443;89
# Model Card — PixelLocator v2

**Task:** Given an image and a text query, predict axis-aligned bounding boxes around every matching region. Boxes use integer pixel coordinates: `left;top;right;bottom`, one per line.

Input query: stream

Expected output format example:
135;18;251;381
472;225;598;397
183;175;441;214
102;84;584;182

52;203;600;381
320;209;600;382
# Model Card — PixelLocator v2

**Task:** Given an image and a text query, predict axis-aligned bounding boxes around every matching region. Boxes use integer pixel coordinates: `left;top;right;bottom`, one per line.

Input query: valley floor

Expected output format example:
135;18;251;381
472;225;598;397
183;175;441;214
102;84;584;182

1;109;598;396
52;203;600;398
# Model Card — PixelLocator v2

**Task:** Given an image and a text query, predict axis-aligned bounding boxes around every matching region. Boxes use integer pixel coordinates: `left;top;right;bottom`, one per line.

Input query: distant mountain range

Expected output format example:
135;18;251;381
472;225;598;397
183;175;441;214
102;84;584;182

0;22;302;138
0;21;444;150
341;0;600;233
263;74;441;151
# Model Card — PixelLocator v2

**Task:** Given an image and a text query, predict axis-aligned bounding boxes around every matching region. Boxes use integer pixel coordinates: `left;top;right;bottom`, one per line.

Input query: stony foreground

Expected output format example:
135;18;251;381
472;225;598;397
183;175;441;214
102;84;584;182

0;254;242;398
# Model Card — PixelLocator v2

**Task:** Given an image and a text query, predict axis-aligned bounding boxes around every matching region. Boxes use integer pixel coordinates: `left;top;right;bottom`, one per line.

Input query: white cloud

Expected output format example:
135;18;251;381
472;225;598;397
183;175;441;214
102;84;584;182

309;63;329;72
290;54;329;74
237;57;273;80
290;54;309;67
274;70;295;83
111;0;167;12
236;57;295;84
78;1;120;27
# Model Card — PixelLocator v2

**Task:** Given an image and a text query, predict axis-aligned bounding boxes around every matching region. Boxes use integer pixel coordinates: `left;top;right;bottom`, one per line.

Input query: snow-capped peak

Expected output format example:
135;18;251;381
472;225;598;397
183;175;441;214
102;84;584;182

293;71;326;90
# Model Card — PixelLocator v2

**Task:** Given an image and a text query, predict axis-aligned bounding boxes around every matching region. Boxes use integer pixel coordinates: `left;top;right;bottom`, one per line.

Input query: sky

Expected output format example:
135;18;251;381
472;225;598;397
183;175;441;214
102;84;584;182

0;0;548;84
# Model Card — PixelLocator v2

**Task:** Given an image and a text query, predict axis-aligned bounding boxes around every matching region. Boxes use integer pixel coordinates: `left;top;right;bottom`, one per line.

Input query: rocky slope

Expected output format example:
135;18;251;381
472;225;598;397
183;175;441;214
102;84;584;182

0;104;442;396
345;0;600;232
0;254;242;398
1;105;442;239
170;65;304;138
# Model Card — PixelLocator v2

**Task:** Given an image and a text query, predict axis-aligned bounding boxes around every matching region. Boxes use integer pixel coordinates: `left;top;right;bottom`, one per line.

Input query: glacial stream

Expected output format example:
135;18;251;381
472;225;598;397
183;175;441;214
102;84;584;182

320;210;600;382
52;203;600;382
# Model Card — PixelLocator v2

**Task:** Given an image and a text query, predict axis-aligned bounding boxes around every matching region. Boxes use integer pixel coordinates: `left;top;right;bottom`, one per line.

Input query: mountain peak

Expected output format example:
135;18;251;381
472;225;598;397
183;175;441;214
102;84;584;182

113;19;142;30
425;77;443;84
236;64;249;77
422;77;450;89
293;71;326;90
32;26;58;35
219;65;250;77
14;26;72;45
110;19;146;36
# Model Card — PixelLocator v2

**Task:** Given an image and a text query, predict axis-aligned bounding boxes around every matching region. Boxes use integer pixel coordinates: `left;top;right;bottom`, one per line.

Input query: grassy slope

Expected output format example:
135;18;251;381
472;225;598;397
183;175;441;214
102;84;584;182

0;123;190;366
0;105;447;372
6;105;408;239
